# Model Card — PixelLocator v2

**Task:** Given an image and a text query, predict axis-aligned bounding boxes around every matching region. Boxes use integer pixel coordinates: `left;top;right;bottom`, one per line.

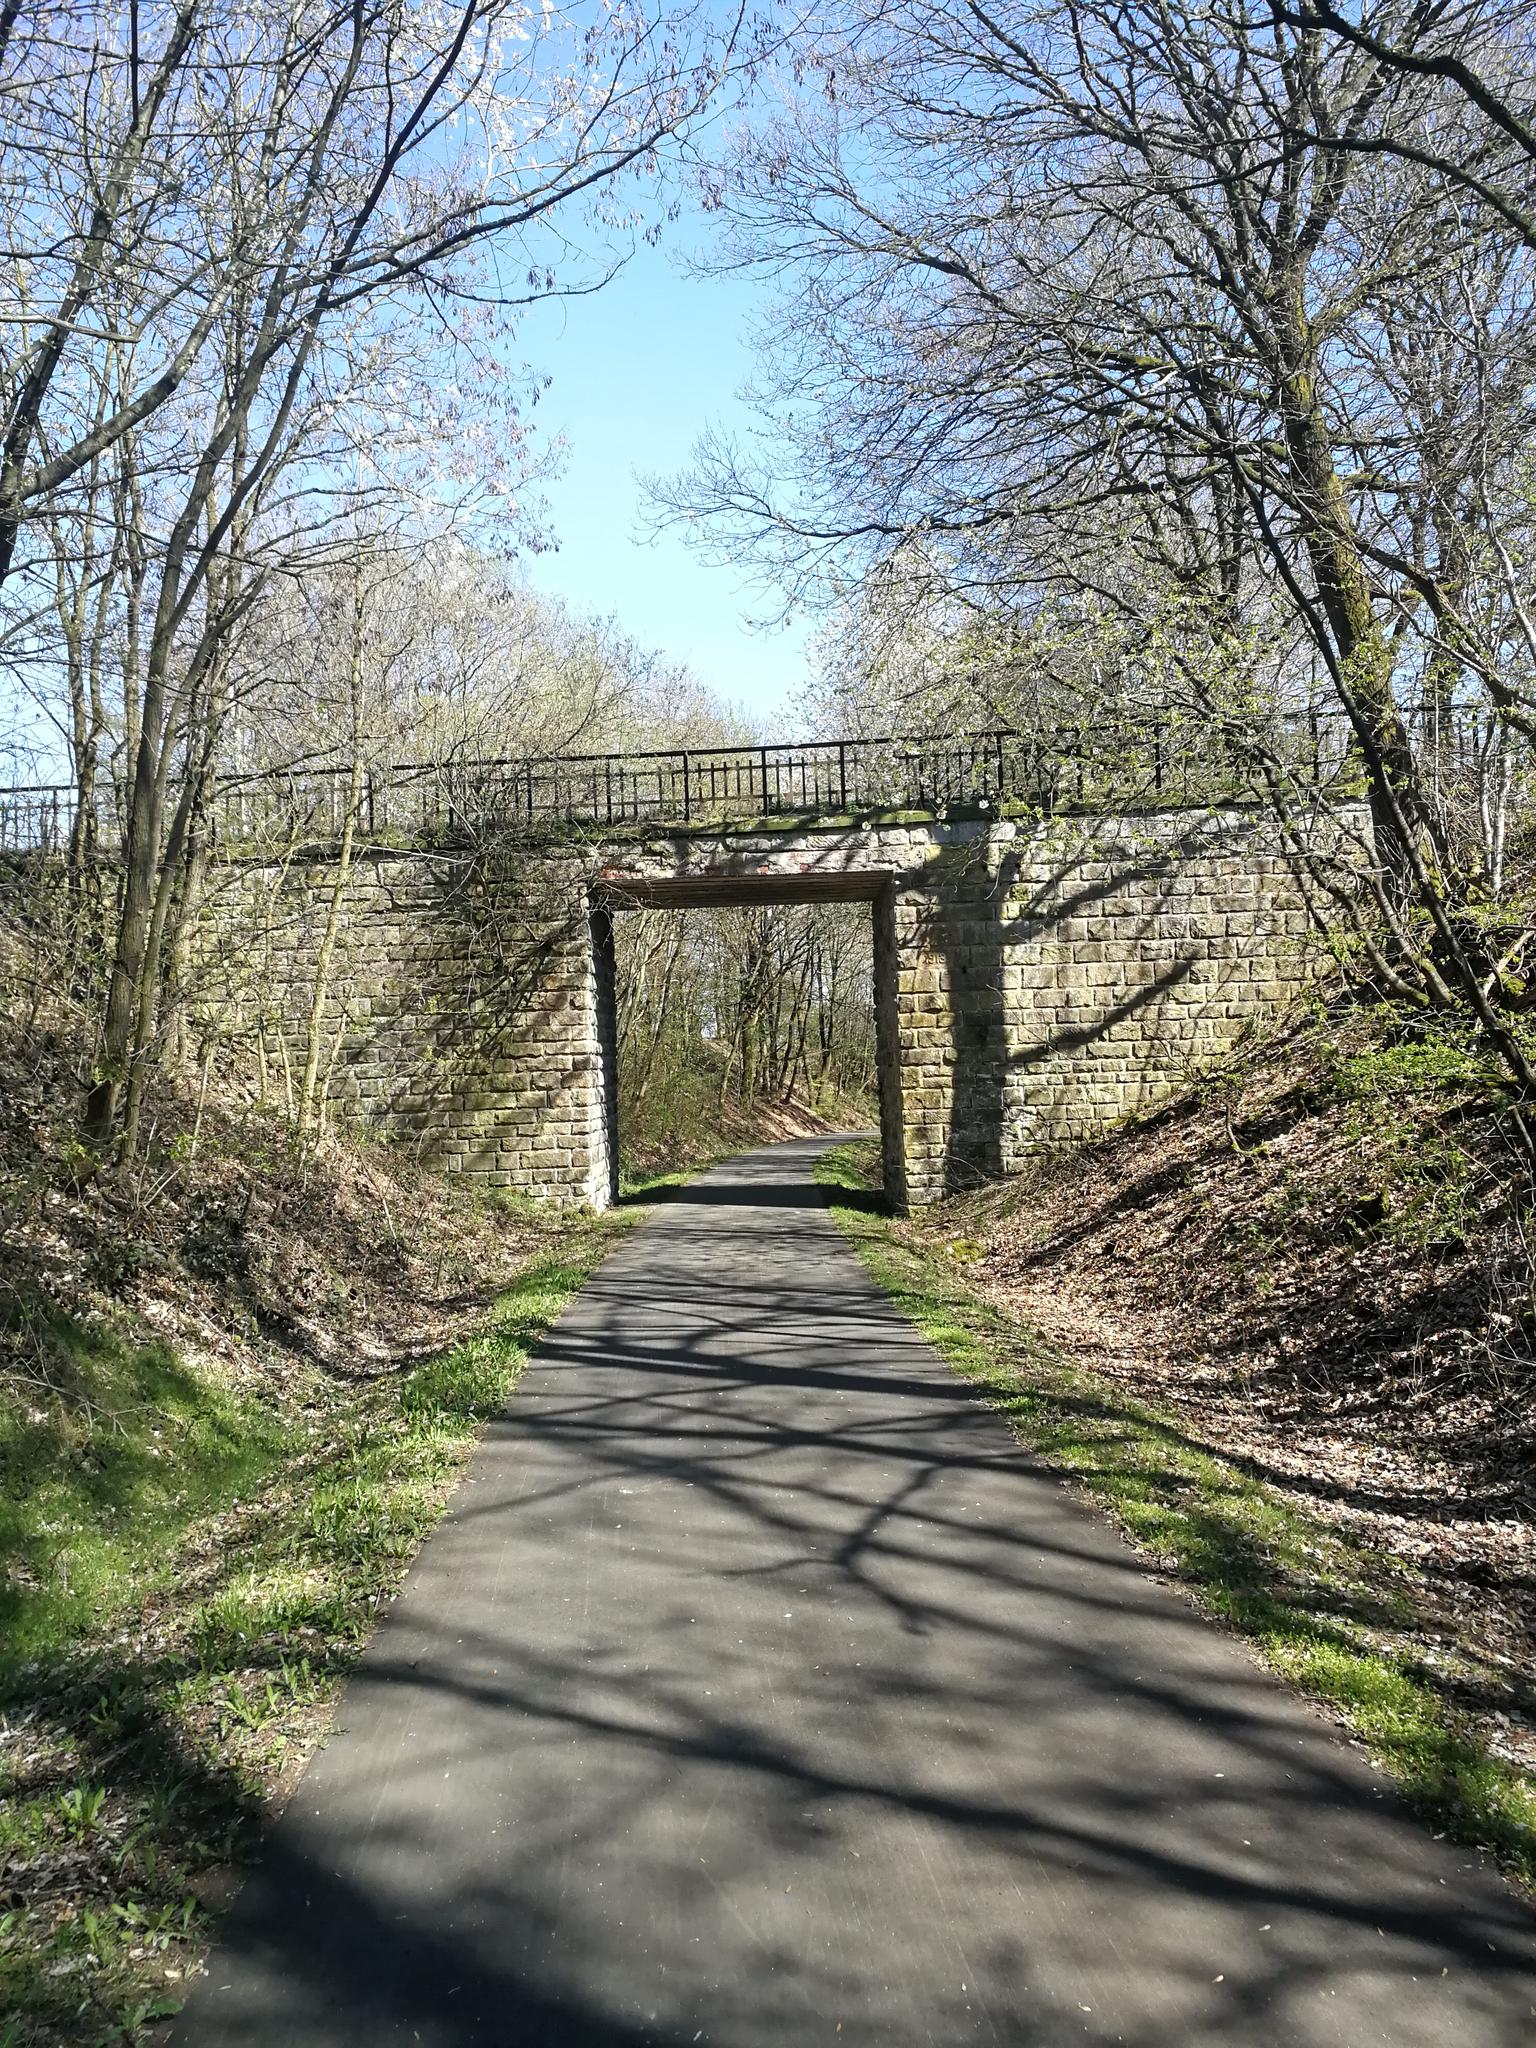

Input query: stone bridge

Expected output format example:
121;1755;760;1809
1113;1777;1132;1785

3;725;1343;1208
242;803;1323;1212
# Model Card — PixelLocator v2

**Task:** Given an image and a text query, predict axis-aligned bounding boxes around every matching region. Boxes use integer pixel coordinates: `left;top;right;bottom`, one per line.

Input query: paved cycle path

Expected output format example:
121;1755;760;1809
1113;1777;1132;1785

176;1137;1536;2047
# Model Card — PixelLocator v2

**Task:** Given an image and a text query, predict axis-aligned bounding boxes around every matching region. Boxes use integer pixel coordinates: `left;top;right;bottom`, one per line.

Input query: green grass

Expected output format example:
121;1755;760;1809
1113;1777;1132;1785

0;1320;288;1668
618;1160;707;1199
0;1221;629;2046
815;1139;1536;1894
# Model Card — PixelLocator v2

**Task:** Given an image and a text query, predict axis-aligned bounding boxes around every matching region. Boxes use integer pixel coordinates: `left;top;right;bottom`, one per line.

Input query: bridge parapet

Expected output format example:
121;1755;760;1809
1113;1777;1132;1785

1;715;1357;856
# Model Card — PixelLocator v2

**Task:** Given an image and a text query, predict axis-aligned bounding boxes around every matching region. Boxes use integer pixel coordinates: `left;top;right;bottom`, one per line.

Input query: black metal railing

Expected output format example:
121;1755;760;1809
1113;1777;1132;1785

0;785;81;855
0;713;1367;855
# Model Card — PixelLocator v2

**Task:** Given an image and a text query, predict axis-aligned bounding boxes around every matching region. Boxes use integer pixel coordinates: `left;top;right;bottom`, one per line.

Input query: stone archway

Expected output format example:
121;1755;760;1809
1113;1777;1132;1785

592;867;905;1209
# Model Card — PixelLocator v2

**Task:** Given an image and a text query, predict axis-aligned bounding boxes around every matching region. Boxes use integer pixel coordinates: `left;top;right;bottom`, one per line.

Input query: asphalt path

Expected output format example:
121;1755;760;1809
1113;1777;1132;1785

174;1136;1536;2047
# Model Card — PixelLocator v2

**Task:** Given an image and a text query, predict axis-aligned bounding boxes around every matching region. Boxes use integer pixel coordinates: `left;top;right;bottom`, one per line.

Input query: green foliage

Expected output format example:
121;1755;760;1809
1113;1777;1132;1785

618;1161;706;1199
1326;1018;1517;1103
815;1141;1536;1892
1311;1011;1529;1252
0;1313;287;1669
54;1786;107;1838
618;1038;738;1176
0;1223;629;2044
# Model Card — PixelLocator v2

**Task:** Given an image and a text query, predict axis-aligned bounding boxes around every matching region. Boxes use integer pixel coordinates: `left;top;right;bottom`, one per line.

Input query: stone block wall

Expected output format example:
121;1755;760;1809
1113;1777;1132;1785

215;845;614;1205
887;810;1322;1201
214;804;1332;1210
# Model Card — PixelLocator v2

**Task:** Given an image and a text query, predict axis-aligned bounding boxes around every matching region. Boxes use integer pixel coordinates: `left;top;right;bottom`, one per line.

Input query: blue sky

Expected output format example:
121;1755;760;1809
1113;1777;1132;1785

514;222;813;730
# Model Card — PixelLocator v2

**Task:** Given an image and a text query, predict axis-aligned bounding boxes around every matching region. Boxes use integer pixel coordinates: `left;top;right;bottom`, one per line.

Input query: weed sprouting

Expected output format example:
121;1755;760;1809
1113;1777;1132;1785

55;1785;107;1838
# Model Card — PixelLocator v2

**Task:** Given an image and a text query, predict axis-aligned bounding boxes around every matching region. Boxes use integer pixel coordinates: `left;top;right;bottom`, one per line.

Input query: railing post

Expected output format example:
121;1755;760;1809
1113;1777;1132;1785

838;740;848;811
760;745;770;816
681;749;691;822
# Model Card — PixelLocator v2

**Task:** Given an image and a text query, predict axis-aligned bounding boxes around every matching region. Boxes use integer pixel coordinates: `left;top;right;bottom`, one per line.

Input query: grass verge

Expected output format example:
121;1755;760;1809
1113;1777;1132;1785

618;1161;709;1199
0;1210;630;2047
815;1139;1536;1897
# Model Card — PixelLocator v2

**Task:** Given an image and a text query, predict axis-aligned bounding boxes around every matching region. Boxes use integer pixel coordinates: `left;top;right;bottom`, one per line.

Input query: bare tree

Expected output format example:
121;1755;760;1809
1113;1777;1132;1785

1271;0;1536;246
614;897;876;1156
0;0;751;1156
0;0;751;593
666;0;1536;1096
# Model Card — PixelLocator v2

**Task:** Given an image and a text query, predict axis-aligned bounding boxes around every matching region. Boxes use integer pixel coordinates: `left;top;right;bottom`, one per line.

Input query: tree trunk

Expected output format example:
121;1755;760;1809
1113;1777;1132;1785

299;561;368;1137
1272;291;1424;897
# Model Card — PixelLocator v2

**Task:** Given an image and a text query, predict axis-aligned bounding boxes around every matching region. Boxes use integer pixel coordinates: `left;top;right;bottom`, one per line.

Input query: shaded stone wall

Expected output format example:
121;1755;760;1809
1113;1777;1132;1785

223;805;1330;1210
214;845;613;1205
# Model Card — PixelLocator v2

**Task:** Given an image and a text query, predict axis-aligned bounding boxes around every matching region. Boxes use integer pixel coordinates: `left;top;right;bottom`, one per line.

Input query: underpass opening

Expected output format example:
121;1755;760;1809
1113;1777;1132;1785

593;873;901;1209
